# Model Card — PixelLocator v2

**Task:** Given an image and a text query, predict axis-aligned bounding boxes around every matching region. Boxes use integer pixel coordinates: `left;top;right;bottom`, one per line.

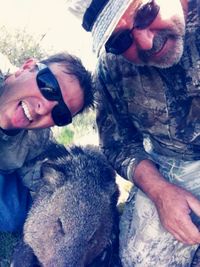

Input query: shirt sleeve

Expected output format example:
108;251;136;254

95;55;150;181
16;128;55;192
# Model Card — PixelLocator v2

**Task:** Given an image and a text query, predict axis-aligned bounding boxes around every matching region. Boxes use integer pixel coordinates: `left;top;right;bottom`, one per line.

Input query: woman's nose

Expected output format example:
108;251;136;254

133;28;155;50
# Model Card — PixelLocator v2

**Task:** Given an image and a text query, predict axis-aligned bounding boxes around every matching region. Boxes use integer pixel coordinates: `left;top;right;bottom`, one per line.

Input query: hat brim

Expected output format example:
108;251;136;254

92;0;133;56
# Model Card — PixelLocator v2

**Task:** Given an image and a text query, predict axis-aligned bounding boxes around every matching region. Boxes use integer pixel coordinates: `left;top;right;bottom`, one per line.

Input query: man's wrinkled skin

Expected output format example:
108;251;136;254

134;159;200;245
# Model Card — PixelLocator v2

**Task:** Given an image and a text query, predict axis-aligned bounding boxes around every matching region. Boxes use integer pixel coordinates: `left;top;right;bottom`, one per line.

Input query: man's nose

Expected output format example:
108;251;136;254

35;98;57;115
133;28;154;50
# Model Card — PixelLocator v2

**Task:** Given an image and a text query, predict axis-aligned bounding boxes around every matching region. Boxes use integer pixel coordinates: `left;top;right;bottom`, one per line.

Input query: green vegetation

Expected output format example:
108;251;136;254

53;110;97;145
0;26;47;67
56;127;74;145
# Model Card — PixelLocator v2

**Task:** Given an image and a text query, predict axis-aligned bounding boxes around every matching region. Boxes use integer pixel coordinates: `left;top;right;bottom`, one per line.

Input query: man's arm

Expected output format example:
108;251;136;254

134;159;200;244
95;55;149;180
96;54;200;245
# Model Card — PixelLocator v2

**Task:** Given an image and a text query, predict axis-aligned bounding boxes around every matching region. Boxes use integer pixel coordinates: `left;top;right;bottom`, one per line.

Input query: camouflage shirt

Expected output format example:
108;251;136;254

95;0;200;180
0;54;53;190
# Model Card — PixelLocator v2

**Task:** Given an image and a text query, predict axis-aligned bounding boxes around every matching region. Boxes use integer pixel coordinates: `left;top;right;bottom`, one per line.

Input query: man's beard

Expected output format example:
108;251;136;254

138;30;184;68
137;15;186;68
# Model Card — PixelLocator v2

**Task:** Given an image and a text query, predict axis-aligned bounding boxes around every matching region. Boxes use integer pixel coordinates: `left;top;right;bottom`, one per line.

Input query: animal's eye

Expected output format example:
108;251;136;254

57;218;65;236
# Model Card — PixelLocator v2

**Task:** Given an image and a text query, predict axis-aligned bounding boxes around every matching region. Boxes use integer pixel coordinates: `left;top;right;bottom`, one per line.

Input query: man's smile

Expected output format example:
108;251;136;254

21;101;33;122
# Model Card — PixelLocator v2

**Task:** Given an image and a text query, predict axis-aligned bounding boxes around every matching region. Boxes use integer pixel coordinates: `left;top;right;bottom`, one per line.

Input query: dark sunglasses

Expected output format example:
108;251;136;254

36;62;72;127
105;0;160;55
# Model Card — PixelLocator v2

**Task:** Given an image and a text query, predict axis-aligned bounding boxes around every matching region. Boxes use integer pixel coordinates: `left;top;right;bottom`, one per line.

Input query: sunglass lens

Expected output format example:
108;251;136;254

134;1;160;29
105;29;133;55
37;72;60;101
52;105;72;127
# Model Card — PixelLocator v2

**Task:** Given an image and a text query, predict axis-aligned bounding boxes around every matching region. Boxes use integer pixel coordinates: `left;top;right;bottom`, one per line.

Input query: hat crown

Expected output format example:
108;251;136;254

67;0;133;55
67;0;93;20
83;0;110;31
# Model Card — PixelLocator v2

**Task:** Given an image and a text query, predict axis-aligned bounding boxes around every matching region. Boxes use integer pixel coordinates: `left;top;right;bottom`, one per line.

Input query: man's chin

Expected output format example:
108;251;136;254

146;59;181;69
125;58;178;69
124;54;182;68
144;41;184;68
150;52;183;68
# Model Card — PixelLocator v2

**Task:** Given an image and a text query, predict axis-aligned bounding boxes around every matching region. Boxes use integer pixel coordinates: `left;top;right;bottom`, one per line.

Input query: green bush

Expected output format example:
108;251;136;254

72;110;96;140
53;109;97;145
0;26;47;67
55;127;74;146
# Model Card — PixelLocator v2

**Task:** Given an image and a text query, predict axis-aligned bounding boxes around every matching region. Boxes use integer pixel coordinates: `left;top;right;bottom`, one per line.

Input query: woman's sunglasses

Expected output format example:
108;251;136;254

105;0;160;55
36;62;72;127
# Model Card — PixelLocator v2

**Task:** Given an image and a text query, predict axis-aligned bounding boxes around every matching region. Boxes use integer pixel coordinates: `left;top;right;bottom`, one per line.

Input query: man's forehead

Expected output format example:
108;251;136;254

114;0;143;30
49;63;68;80
122;0;150;18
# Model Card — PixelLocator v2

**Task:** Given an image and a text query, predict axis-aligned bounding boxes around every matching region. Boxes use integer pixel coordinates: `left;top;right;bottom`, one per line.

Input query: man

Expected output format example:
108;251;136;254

0;52;94;232
68;0;200;266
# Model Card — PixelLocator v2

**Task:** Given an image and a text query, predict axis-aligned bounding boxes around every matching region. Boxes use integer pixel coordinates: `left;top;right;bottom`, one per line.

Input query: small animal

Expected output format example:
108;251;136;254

11;142;120;267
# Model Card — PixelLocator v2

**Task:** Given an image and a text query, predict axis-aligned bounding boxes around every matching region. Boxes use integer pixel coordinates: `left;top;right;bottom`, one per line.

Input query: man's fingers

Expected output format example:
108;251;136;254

171;231;187;244
163;212;200;245
175;214;200;244
188;196;200;218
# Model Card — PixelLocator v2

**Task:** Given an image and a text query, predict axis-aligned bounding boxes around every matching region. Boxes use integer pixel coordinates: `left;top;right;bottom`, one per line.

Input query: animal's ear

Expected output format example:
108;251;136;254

41;162;65;188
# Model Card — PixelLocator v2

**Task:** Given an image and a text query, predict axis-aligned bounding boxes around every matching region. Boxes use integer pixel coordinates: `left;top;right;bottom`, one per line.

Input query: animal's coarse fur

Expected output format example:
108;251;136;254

11;142;120;267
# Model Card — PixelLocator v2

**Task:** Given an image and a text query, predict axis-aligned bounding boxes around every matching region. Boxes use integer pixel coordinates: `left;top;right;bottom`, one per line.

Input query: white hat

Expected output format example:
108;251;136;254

67;0;133;56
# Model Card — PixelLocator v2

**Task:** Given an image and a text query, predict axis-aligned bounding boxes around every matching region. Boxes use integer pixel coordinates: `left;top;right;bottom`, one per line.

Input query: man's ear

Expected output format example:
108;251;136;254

22;58;38;70
15;58;38;78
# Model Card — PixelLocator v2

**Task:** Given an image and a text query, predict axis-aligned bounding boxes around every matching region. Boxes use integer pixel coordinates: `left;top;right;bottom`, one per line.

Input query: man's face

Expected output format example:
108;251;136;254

107;0;187;68
0;61;84;130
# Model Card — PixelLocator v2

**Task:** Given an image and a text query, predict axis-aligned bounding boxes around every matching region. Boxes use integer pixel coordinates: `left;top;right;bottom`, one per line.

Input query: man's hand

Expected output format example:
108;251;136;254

133;159;200;245
154;182;200;244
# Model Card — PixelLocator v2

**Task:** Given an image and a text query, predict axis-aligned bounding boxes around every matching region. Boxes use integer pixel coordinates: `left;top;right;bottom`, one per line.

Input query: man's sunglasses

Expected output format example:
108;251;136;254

105;0;160;55
36;62;72;127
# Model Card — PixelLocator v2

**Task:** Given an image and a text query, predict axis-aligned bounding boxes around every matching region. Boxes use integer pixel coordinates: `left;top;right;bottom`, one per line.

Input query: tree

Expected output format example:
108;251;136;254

0;26;47;67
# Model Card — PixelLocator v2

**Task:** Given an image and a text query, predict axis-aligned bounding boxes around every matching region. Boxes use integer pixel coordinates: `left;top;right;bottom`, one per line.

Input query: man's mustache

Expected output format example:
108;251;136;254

138;30;178;62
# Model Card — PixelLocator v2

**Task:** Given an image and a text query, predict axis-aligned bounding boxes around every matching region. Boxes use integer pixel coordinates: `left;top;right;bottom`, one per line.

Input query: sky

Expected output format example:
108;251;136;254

0;0;97;70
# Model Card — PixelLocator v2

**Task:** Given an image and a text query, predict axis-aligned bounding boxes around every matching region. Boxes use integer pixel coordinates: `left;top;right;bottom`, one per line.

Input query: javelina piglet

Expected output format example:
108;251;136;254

11;142;119;267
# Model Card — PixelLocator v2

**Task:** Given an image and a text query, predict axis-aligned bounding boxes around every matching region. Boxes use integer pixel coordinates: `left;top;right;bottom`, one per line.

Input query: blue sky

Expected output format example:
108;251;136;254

0;0;96;69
